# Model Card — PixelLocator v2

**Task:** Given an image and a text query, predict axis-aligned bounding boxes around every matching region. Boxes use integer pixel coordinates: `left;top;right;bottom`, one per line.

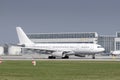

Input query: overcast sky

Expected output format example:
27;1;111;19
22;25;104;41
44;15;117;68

0;0;120;44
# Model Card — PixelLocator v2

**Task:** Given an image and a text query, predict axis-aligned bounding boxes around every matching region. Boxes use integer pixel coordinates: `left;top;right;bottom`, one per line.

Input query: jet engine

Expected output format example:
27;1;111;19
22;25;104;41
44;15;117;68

52;51;64;57
48;51;69;59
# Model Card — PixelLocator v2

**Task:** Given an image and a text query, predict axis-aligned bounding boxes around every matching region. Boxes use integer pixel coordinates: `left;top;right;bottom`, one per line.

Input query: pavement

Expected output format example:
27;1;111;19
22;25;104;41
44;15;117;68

0;54;120;61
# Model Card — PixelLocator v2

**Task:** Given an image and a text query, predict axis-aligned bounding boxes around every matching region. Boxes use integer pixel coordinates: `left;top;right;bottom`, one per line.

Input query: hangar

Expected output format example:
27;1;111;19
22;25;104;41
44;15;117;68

27;32;98;43
26;32;119;54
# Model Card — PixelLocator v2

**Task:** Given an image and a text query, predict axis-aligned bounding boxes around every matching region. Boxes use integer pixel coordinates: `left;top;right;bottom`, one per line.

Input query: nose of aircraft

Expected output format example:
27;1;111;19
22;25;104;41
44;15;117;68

101;48;105;52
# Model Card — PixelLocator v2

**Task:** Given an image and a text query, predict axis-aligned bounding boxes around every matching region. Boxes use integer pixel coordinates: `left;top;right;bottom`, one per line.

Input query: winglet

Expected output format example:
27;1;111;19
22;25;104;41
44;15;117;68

16;27;34;46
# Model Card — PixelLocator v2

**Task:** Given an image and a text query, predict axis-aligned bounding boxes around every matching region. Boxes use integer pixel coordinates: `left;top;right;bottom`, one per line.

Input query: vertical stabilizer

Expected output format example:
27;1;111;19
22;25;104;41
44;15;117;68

16;27;34;46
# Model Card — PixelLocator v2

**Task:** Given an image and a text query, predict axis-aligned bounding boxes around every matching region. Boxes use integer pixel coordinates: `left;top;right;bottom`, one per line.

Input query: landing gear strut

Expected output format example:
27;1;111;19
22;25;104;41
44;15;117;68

92;54;95;59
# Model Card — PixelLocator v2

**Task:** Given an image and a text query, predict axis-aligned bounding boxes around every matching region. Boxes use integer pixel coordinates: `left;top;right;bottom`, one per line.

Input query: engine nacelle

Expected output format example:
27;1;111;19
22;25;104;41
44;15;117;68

52;52;64;57
17;43;26;47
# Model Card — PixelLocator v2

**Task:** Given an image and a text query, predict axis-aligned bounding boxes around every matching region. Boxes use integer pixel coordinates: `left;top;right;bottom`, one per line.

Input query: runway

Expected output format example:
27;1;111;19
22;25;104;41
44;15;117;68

0;54;120;61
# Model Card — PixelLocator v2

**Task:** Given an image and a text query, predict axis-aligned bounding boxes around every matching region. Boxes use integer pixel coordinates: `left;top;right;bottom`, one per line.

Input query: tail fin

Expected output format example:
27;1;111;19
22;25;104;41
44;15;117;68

16;27;34;46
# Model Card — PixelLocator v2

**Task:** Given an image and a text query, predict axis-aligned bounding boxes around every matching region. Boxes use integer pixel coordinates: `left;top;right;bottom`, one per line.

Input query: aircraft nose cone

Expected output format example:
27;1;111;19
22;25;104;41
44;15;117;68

102;48;105;52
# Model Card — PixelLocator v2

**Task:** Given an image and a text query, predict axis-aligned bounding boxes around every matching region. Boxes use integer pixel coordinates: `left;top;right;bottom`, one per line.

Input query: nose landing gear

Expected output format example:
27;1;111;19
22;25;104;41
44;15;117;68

92;54;95;59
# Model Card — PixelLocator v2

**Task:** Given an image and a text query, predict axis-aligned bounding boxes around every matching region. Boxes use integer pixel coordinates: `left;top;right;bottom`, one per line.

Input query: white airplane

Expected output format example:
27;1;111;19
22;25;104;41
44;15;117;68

16;27;105;59
111;50;120;56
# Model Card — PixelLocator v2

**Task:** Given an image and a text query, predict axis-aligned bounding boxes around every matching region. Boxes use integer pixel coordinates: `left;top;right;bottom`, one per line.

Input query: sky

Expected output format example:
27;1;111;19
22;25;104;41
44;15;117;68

0;0;120;44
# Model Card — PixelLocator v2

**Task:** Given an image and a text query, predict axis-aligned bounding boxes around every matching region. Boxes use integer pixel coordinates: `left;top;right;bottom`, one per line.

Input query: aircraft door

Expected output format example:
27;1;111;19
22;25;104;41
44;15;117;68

74;45;81;52
90;45;94;52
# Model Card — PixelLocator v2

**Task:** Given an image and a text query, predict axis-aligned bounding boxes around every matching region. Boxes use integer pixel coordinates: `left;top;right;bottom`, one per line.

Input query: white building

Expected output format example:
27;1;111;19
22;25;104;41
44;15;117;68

0;46;4;55
26;32;119;54
8;46;21;55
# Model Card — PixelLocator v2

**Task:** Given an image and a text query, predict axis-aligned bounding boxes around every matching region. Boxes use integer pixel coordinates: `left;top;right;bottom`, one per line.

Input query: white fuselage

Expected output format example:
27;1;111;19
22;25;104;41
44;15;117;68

27;43;105;55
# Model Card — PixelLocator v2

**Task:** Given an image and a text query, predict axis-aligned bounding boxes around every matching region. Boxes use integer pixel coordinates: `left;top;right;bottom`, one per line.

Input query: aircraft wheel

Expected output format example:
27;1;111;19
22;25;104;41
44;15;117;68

62;56;69;59
92;55;95;59
48;56;56;59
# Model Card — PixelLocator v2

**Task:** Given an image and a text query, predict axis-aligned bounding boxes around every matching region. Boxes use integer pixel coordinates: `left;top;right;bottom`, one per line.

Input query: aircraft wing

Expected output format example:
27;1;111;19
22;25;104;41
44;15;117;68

20;46;55;53
19;46;73;55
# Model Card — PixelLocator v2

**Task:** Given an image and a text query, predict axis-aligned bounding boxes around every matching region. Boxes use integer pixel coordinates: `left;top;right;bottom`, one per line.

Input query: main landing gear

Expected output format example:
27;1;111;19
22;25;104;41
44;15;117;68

48;55;69;59
62;55;69;59
48;56;56;59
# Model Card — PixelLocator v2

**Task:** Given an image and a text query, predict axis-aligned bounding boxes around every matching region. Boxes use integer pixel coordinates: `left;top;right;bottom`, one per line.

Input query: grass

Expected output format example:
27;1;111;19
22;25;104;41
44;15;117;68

0;60;120;80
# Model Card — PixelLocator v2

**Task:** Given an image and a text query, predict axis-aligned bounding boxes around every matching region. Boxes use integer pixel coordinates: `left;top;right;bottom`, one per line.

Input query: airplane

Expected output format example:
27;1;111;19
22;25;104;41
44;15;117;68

111;50;120;56
16;27;105;59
